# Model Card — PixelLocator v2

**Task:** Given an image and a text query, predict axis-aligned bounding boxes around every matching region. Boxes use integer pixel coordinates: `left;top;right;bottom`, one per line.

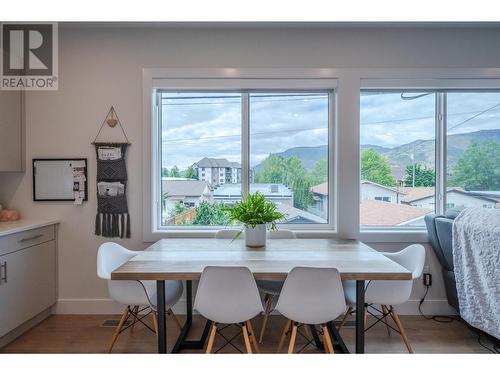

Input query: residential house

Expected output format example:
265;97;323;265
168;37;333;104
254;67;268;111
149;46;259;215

213;183;293;206
162;178;212;218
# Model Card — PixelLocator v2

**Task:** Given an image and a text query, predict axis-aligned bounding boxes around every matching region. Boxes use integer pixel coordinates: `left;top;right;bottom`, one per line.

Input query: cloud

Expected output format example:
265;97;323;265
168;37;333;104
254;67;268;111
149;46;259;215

161;91;500;169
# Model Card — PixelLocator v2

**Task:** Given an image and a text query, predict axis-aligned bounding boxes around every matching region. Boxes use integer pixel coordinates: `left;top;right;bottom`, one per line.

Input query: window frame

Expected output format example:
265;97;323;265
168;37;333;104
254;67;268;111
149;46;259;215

145;72;338;238
359;83;500;234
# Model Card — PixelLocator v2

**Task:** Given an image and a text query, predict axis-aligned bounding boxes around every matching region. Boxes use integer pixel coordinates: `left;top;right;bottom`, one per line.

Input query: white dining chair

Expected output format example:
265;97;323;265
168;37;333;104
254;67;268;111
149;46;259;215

97;242;183;352
194;266;263;354
256;229;296;343
339;244;425;353
275;267;347;353
215;229;242;239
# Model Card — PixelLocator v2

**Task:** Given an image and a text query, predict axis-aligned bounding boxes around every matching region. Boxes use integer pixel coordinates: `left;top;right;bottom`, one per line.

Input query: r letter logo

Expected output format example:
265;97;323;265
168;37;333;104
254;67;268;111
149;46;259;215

1;23;58;90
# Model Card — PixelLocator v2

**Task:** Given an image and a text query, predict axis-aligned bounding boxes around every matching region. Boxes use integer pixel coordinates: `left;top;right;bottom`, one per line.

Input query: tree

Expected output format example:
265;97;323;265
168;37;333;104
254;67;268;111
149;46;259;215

404;164;435;187
255;155;313;209
172;201;187;217
161;168;170;177
192;202;232;226
449;141;500;190
170;165;180;177
184;165;198;180
360;149;396;187
309;159;328;186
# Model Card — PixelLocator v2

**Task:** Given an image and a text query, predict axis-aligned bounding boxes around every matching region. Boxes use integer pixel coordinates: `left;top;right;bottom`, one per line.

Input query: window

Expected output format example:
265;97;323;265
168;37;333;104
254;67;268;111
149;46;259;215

374;196;391;202
360;90;436;228
155;90;334;229
446;92;500;211
249;93;330;225
360;89;500;230
159;92;241;227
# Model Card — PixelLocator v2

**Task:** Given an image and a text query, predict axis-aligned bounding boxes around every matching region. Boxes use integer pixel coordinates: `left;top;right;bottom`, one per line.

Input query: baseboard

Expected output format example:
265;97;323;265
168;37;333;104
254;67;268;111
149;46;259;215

54;298;187;315
0;307;53;348
54;298;458;316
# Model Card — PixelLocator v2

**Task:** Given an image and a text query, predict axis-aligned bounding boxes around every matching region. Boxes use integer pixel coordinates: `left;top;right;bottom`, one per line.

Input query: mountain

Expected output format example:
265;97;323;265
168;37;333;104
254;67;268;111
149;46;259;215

253;145;328;171
253;129;500;177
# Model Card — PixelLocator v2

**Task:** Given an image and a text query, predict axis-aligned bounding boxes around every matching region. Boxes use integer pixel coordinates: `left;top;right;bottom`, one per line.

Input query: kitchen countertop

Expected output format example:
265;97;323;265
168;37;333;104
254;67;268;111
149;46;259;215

0;219;60;237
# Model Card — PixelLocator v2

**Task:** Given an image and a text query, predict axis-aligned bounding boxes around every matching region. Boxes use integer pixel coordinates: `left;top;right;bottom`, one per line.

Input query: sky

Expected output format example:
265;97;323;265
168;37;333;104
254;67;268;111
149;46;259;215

161;91;500;170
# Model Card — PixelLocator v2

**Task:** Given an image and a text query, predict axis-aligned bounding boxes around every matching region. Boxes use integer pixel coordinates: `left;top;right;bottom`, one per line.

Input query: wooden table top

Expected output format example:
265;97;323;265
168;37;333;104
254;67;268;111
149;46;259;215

111;238;412;281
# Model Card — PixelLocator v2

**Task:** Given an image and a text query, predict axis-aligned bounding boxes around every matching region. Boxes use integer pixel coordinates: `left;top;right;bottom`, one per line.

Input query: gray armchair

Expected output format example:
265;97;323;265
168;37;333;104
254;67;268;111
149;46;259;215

424;210;461;311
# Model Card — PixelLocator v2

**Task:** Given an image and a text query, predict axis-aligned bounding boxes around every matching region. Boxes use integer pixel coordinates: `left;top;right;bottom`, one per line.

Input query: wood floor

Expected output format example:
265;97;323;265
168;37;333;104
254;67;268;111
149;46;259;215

0;313;492;354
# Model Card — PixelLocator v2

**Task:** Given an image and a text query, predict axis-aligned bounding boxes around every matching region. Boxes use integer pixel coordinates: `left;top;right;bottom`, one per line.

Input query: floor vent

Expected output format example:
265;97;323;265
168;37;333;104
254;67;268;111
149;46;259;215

101;319;132;327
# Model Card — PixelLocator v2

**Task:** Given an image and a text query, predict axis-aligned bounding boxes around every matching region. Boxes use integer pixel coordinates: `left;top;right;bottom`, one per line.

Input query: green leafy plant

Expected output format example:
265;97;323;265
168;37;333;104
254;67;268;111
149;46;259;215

223;192;286;236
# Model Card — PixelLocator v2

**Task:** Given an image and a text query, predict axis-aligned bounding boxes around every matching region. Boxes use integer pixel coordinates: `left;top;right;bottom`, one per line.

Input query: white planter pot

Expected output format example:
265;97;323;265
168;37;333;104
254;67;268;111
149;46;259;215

245;224;267;248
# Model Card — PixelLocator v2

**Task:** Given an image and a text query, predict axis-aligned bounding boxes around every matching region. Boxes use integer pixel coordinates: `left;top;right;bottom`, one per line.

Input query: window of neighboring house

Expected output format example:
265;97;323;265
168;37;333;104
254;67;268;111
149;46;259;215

155;89;335;230
360;90;436;229
446;92;500;211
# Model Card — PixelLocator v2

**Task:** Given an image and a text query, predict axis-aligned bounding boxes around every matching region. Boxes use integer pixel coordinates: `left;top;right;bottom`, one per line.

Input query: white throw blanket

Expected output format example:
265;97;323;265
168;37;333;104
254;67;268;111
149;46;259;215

453;207;500;339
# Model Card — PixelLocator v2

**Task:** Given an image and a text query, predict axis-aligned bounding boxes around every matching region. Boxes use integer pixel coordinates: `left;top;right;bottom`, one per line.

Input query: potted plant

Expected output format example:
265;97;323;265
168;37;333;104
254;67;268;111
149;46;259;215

223;192;286;247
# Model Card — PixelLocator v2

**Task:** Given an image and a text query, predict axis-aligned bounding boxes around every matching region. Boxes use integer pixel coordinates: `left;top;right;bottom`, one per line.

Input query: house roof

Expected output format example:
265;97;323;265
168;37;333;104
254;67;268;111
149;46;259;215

360;199;432;226
162;179;210;197
311;180;400;196
195;157;241;168
275;202;327;224
213;183;293;197
400;187;499;204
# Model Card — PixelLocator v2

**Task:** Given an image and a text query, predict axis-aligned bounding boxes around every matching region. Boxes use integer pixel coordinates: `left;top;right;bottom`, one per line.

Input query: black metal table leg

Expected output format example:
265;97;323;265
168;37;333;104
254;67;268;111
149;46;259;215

355;280;365;354
171;280;212;353
327;321;349;354
308;325;325;351
157;280;167;354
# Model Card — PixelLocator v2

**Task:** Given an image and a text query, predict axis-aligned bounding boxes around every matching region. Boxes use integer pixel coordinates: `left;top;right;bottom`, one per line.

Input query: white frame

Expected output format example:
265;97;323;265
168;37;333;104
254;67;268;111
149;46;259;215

143;69;338;241
143;68;500;242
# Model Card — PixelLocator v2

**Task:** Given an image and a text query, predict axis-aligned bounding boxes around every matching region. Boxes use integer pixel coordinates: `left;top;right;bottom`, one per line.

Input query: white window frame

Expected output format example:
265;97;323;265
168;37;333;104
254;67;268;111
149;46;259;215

143;68;500;242
143;69;338;240
359;77;500;242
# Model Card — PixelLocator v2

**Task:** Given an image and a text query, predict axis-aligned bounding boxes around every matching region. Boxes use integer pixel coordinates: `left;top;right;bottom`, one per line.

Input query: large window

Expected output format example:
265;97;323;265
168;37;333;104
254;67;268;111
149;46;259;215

360;90;436;228
156;90;334;229
360;89;500;229
446;92;500;210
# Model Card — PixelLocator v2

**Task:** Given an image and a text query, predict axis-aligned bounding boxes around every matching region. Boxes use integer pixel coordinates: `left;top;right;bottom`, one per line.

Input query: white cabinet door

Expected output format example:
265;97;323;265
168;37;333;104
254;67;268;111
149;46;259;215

0;240;56;337
0;91;23;171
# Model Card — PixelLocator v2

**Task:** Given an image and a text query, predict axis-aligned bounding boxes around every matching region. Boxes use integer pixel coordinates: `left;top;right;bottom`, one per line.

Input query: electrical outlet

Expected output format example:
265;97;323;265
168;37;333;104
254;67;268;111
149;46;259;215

423;273;432;286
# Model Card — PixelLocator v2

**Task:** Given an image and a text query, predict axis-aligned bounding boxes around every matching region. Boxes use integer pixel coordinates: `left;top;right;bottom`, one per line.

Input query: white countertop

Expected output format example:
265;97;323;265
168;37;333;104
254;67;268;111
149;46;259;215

0;219;60;237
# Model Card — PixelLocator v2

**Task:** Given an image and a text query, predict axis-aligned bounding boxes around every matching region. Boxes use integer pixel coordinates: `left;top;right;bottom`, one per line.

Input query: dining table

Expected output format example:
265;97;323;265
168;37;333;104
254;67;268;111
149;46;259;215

111;238;412;354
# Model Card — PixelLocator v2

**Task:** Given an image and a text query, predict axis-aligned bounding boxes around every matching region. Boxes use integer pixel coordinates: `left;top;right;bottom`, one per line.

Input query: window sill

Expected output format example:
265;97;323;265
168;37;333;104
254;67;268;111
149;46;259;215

359;230;429;243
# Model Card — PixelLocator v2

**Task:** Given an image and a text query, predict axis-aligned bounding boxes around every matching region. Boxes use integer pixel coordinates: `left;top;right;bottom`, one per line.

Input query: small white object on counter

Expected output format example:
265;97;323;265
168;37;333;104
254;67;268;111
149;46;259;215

0;219;60;237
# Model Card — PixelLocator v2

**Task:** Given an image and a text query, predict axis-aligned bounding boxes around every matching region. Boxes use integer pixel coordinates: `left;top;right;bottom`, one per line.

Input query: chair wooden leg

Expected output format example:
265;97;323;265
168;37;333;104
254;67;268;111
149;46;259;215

277;319;291;353
288;323;298;354
390;306;414;353
242;324;253;354
130;305;139;333
321;325;335;354
259;293;273;343
167;308;183;331
107;306;129;353
246;320;260;353
382;305;391;336
151;310;158;336
337;306;353;333
206;323;217;354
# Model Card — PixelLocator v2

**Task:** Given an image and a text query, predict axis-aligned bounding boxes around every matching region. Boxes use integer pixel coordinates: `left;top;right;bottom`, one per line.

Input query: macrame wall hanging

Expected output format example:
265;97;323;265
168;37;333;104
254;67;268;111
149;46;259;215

92;106;131;238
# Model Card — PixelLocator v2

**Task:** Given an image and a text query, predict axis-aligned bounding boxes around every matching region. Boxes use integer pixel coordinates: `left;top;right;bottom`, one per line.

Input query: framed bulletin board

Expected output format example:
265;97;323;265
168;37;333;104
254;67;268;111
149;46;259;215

33;158;88;202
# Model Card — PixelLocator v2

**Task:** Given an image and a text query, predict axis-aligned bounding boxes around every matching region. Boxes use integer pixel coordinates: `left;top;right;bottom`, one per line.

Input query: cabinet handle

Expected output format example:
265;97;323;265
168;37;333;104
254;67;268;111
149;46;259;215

0;262;6;284
18;234;43;243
